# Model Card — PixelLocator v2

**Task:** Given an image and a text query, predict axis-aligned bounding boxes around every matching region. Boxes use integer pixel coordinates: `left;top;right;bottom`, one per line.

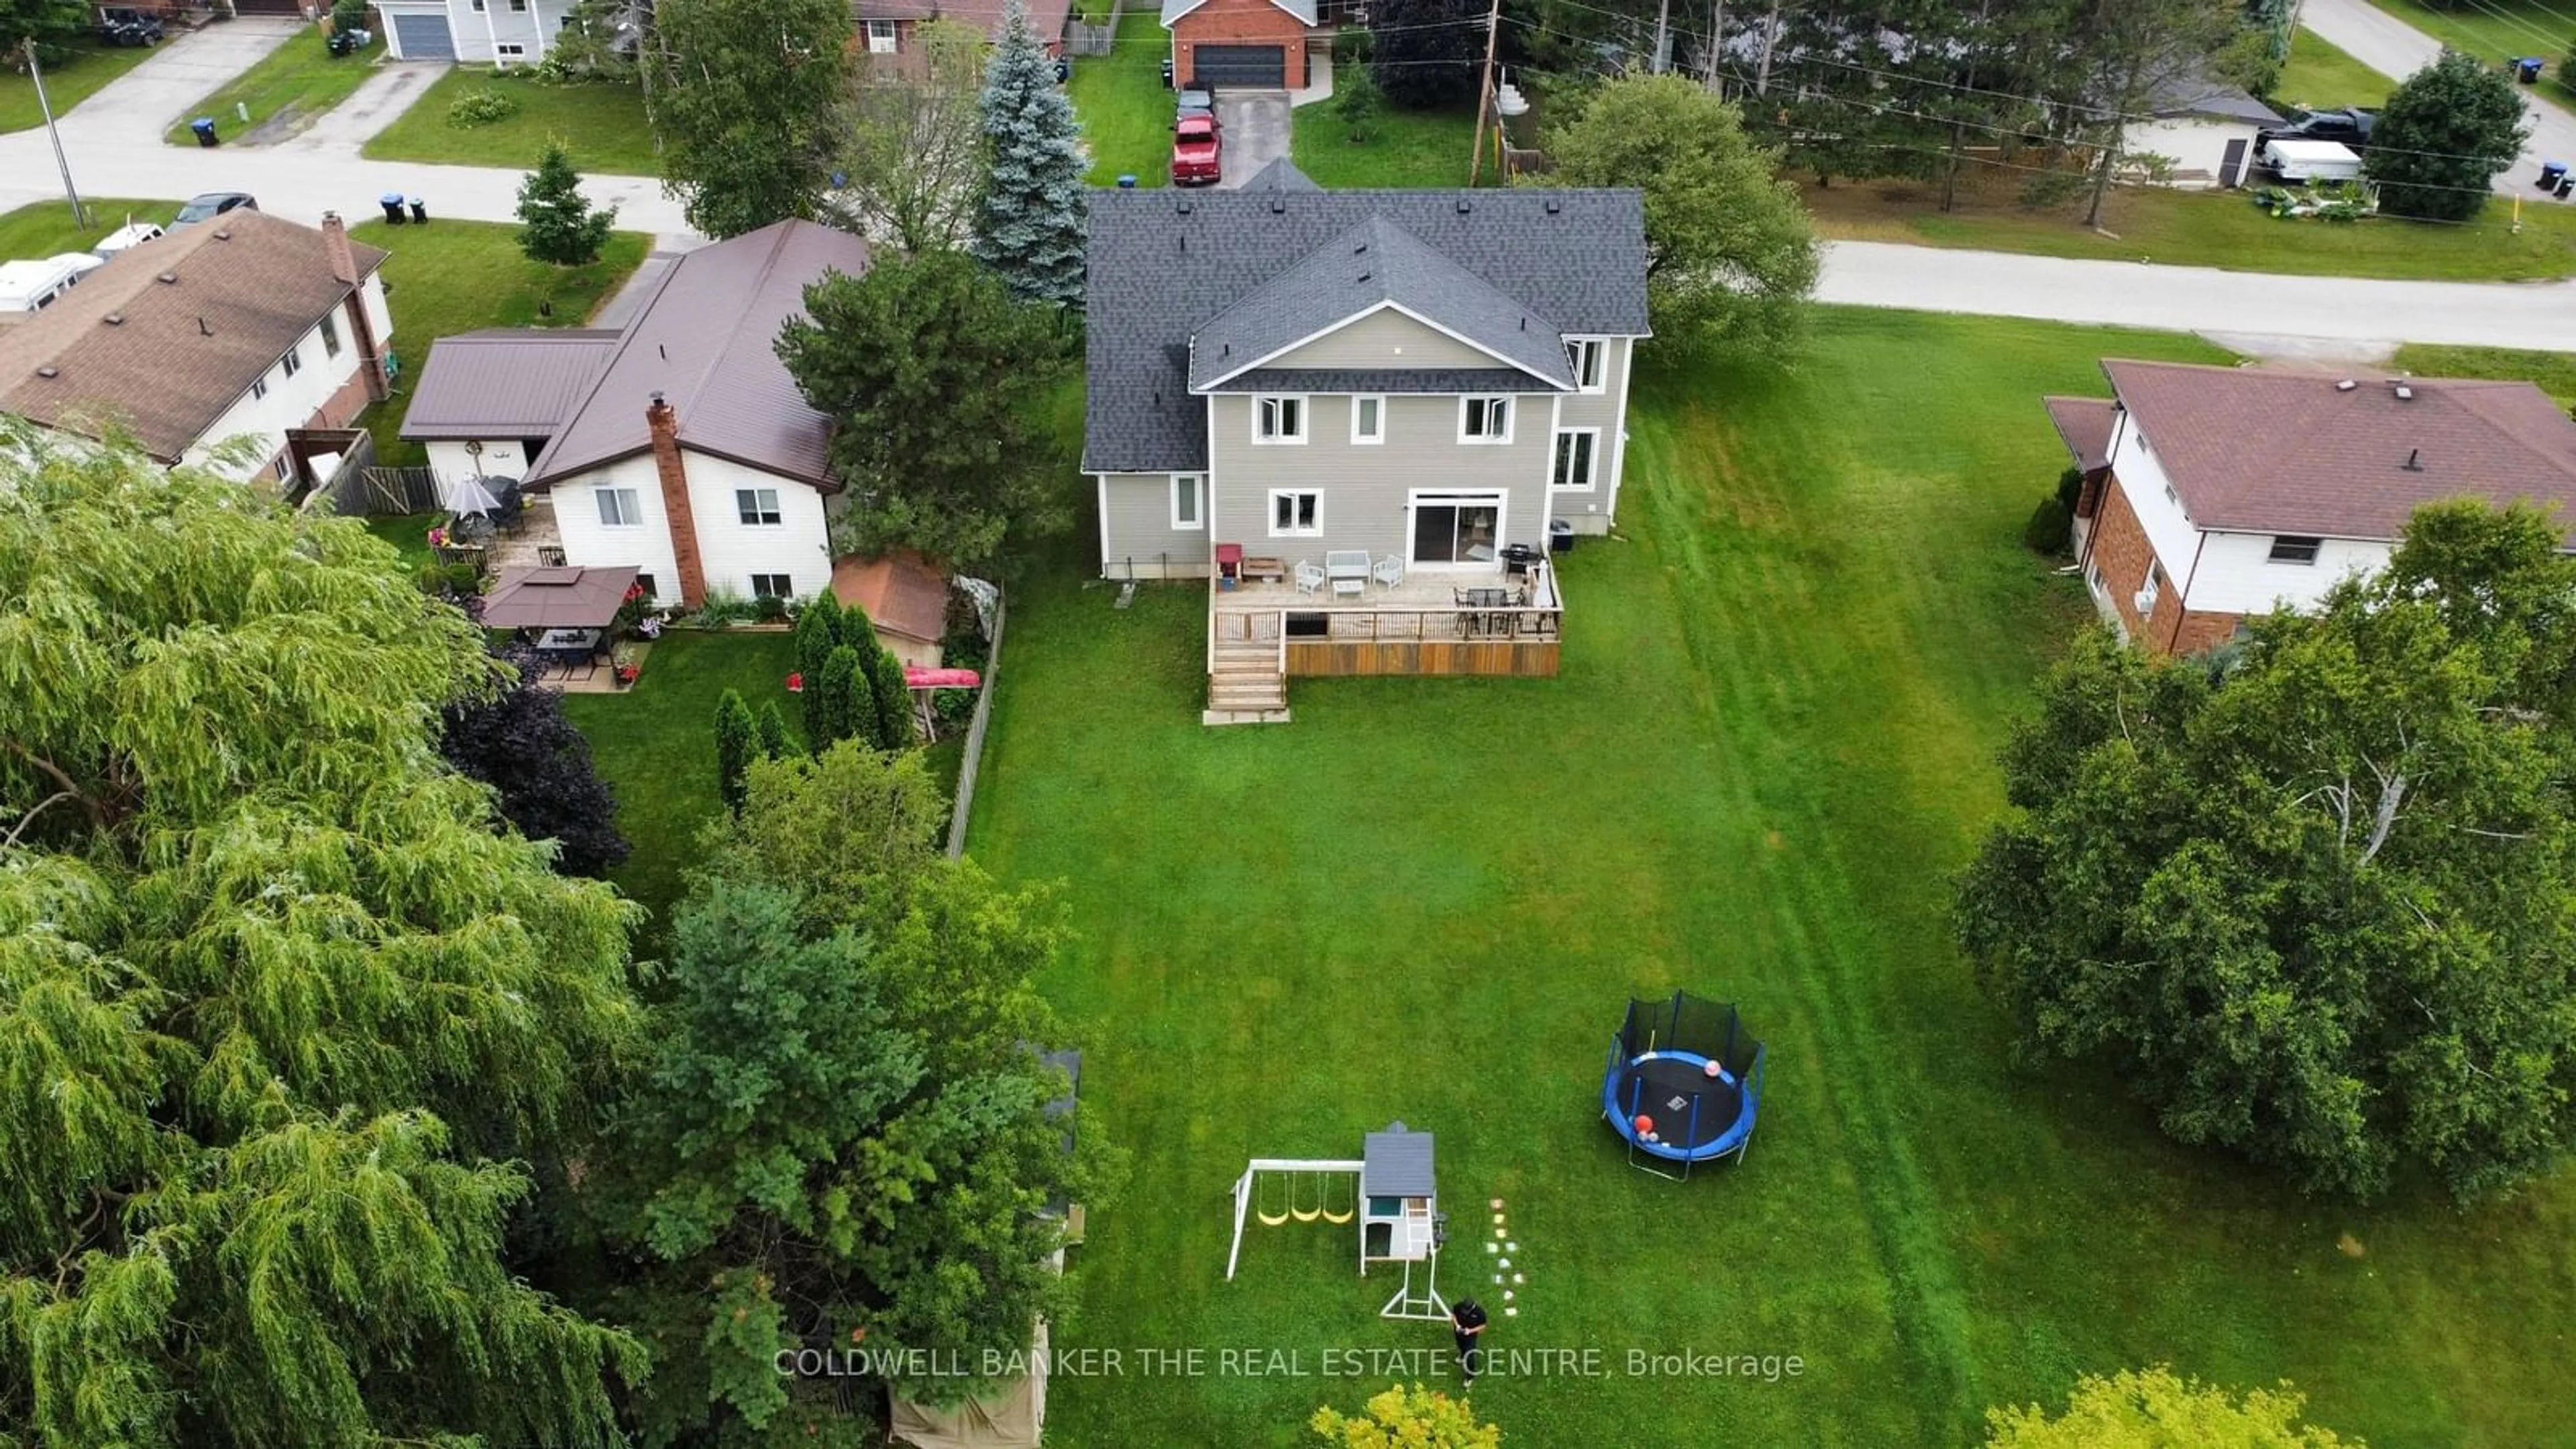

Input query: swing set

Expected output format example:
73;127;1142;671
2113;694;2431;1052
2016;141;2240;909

1223;1124;1449;1322
1250;1168;1358;1228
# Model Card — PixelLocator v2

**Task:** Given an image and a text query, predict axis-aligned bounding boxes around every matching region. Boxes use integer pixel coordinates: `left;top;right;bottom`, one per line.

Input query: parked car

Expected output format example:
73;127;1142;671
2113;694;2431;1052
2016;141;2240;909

96;6;162;46
172;192;259;227
1171;111;1222;185
2259;107;2375;152
92;221;166;258
1176;87;1214;124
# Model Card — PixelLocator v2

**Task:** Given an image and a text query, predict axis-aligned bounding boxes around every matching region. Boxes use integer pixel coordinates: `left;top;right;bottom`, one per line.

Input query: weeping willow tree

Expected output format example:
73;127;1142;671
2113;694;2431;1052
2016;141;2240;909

0;428;645;1447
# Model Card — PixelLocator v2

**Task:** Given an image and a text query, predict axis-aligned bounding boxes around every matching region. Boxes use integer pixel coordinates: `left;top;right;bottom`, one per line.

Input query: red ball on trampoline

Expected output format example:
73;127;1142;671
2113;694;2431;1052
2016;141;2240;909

1632;1114;1654;1135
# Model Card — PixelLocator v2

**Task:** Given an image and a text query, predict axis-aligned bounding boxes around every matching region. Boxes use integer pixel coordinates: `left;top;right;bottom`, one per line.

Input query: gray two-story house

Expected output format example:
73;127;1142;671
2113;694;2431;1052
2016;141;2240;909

1085;160;1650;721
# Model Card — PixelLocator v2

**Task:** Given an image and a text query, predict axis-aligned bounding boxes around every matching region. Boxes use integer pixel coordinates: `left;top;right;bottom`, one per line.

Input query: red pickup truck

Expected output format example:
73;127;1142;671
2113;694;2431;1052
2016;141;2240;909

1171;113;1222;186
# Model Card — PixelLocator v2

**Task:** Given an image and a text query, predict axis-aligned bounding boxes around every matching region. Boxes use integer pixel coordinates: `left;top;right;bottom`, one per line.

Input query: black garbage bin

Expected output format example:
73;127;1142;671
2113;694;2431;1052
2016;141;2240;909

1548;518;1575;554
2560;176;2575;201
191;117;217;147
379;192;407;225
408;197;427;224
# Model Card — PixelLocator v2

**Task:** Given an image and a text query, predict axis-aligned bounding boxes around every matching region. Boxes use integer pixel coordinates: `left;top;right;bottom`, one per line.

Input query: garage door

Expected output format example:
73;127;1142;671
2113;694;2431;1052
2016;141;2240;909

1192;44;1285;88
391;13;458;60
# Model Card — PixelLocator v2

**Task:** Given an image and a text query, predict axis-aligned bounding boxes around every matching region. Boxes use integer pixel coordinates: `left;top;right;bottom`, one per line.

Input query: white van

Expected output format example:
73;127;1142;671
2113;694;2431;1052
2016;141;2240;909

93;221;165;258
0;253;105;313
2260;138;2364;184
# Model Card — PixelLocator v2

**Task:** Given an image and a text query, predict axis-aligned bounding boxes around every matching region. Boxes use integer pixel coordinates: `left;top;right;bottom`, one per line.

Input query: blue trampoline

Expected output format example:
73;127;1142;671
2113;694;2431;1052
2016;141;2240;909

1601;992;1765;1180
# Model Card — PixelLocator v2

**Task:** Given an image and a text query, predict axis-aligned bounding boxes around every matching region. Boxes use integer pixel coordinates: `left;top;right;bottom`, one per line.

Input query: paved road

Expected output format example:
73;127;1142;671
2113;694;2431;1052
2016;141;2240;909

2298;0;2576;195
1214;92;1290;189
1817;240;2576;347
0;22;693;233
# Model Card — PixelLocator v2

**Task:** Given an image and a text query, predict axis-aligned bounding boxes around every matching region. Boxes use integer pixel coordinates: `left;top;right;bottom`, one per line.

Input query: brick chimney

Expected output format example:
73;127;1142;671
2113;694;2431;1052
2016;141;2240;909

320;211;390;402
647;391;707;608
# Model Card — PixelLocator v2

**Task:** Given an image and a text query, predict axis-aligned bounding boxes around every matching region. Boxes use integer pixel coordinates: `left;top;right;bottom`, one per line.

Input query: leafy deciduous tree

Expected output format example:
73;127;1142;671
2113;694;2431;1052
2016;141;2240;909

651;0;851;238
0;0;89;65
438;644;631;877
974;0;1087;307
1368;0;1483;109
2364;48;2532;221
1334;62;1385;142
777;250;1069;564
1985;1366;2353;1446
1544;74;1821;359
2069;0;2243;226
1956;502;2576;1201
0;431;642;1446
845;18;988;254
518;141;619;266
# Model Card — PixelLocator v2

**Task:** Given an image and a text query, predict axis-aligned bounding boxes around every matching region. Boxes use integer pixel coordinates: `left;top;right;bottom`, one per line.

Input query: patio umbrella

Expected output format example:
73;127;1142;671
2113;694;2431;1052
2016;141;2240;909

444;476;504;517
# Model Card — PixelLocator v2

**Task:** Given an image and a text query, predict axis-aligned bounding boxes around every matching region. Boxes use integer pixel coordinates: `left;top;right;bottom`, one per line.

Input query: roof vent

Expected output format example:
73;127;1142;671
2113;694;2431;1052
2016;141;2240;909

1175;199;1192;214
2394;382;2415;400
1354;241;1368;255
2402;447;2424;472
211;229;230;241
102;313;123;326
156;272;177;285
35;366;58;379
197;317;211;337
1456;199;1472;215
1356;270;1371;283
1270;198;1287;215
1544;197;1562;215
2334;379;2357;391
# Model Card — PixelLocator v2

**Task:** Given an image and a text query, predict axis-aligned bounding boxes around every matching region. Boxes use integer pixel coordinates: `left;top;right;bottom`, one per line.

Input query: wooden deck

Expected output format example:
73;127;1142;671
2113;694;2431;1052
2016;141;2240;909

1206;561;1564;696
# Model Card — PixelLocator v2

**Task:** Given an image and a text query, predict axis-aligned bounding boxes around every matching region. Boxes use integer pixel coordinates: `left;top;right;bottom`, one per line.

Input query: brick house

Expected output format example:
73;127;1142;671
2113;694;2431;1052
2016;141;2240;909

0;210;391;491
851;0;1071;59
1163;0;1318;89
2049;360;2576;655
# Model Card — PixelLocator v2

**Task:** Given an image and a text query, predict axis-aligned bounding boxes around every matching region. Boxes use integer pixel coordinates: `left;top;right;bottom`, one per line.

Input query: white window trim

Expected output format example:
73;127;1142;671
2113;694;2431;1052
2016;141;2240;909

1566;337;1605;394
1350;394;1385;445
496;40;526;55
1458;395;1513;445
280;346;301;379
1170;473;1204;531
736;486;783;527
865;18;898;51
1268;488;1322;538
750;573;794;598
1252;394;1309;445
1551;426;1600;490
596;486;643;529
1405;489;1509;570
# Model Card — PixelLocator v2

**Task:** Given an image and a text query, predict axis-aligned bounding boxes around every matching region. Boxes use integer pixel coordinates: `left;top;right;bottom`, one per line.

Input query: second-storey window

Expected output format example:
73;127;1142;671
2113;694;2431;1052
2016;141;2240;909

1255;394;1306;443
737;487;783;525
866;18;898;51
1270;490;1321;537
320;311;341;358
1552;428;1598;489
250;376;268;402
2268;535;2322;564
1564;338;1604;392
280;346;302;379
596;488;643;527
1460;396;1511;443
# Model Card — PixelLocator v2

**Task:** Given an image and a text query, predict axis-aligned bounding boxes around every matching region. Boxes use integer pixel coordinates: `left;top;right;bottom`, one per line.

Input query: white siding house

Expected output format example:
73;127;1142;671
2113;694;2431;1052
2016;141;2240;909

378;0;570;63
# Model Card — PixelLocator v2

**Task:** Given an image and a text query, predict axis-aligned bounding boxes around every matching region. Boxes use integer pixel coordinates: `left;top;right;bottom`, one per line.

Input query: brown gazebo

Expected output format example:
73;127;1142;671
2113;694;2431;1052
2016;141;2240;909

482;565;640;629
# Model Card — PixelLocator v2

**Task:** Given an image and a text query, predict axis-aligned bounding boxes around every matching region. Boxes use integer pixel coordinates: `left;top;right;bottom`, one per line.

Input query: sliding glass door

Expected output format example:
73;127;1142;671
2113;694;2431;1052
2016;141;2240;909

1410;492;1505;566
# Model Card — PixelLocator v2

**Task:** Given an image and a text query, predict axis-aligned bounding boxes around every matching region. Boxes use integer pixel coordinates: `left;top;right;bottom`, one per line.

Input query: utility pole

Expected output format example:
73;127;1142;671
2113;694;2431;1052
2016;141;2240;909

1466;0;1501;186
1651;0;1670;74
25;42;90;230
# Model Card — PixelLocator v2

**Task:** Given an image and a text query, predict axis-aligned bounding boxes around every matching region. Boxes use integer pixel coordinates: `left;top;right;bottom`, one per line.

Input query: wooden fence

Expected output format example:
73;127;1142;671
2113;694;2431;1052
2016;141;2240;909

943;590;1006;860
338;465;441;516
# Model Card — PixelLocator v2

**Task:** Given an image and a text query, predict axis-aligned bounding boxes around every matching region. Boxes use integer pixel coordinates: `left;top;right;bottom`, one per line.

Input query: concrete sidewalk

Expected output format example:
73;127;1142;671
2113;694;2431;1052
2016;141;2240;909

2298;0;2576;196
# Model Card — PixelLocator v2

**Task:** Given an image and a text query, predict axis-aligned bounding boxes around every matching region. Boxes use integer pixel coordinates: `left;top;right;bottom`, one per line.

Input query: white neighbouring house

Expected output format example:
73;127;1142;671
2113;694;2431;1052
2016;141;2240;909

377;0;573;64
0;210;392;488
400;219;866;610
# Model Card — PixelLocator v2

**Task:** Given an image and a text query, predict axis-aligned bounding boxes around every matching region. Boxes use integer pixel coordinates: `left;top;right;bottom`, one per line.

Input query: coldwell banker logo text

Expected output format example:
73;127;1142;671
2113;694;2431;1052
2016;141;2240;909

777;1346;1807;1382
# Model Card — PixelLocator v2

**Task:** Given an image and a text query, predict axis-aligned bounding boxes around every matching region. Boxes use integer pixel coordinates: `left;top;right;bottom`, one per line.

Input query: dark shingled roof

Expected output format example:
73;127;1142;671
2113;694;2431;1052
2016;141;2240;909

1224;366;1548;395
2103;359;2576;540
1238;157;1324;193
1362;1120;1436;1198
525;219;867;490
1190;215;1574;393
1084;172;1649;473
400;330;620;441
1163;0;1316;23
2042;394;2115;475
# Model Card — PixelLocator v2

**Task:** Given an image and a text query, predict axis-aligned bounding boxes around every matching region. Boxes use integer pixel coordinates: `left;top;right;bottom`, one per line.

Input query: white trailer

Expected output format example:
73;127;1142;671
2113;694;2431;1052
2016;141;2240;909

2261;138;2364;184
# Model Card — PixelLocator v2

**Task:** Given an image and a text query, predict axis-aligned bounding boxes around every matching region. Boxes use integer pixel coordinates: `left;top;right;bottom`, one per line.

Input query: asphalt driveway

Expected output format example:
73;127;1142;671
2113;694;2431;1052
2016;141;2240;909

1214;91;1289;189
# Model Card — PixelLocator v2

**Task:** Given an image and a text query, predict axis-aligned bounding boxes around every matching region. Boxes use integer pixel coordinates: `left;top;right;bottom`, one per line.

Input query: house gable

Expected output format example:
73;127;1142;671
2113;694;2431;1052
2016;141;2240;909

1247;305;1531;378
1165;0;1317;89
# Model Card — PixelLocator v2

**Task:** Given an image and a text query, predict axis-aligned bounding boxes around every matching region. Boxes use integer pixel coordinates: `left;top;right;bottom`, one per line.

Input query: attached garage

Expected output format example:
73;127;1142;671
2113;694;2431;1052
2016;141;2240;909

388;11;458;60
1191;43;1284;87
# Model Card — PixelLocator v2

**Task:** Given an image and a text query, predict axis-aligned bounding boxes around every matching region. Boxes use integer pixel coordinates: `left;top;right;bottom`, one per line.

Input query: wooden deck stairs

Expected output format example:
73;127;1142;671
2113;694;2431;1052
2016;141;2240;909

1205;639;1290;726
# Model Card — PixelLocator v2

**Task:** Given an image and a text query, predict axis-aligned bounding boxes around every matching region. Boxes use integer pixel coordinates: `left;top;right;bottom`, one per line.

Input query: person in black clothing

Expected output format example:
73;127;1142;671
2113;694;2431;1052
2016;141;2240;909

1450;1298;1489;1385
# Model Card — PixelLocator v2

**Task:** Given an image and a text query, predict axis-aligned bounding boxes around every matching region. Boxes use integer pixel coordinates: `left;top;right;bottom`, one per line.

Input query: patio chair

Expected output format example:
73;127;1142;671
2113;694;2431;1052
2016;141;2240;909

1372;554;1405;590
1293;559;1326;596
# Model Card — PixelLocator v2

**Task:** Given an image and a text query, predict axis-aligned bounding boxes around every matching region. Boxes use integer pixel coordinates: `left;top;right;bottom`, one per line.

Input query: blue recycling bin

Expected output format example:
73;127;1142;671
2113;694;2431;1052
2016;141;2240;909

1117;174;1137;189
2517;56;2544;84
190;117;217;147
2542;162;2567;191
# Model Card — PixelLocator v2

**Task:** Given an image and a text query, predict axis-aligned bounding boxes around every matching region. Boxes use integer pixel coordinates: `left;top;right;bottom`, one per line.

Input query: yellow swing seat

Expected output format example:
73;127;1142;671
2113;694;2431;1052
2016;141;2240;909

1254;1173;1291;1227
1318;1173;1354;1226
1290;1173;1324;1224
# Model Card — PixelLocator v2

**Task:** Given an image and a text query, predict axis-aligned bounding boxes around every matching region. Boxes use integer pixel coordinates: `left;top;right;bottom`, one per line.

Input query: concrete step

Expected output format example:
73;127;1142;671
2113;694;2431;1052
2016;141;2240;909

1203;707;1293;726
1210;688;1287;710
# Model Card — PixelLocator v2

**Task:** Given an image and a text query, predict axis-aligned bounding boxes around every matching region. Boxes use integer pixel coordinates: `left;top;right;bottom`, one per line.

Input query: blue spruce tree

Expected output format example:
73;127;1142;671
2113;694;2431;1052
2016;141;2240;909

973;0;1087;307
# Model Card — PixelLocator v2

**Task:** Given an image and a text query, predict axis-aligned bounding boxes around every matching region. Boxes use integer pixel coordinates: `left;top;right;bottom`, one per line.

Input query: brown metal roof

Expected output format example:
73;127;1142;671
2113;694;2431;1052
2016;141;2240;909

2042;394;2115;474
0;211;386;462
830;550;950;644
481;564;641;629
524;220;869;490
2102;360;2576;541
398;329;621;441
851;0;1073;43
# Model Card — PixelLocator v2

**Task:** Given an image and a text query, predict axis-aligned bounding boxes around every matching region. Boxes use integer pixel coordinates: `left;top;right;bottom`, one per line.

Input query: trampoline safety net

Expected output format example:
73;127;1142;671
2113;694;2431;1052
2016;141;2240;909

1616;993;1760;1081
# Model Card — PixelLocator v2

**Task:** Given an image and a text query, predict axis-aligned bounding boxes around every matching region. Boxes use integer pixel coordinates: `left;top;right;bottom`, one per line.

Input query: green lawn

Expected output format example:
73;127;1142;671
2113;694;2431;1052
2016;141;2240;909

161;30;380;146
2359;0;2573;72
560;631;802;931
1069;11;1171;186
1803;179;2576;280
1291;102;1479;189
362;70;659;177
0;197;180;257
2394;341;2576;403
362;512;444;576
2268;28;2396;111
951;309;2576;1446
0;38;160;133
352;218;648;468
